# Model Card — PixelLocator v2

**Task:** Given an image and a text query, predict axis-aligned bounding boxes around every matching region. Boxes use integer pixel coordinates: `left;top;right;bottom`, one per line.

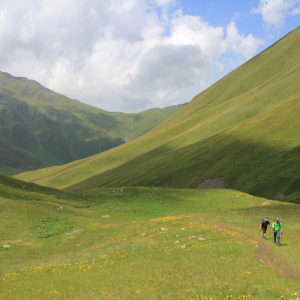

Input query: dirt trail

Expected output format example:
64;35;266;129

193;216;300;283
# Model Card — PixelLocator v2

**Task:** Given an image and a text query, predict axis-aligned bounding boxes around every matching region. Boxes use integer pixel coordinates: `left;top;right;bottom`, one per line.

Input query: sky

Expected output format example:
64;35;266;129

0;0;299;113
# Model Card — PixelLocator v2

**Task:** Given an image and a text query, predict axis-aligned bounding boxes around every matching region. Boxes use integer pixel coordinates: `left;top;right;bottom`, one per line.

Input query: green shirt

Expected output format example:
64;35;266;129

272;222;282;232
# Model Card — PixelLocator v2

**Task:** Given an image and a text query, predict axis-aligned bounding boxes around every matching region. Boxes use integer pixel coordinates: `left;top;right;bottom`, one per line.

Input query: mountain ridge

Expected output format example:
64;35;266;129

0;70;185;175
15;27;300;202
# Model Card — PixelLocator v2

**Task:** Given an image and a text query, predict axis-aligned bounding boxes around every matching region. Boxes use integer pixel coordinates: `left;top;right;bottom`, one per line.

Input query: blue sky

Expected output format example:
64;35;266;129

0;0;299;112
180;0;299;40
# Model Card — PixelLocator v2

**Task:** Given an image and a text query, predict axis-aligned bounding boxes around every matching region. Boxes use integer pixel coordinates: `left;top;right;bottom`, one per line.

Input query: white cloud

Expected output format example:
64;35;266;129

0;0;264;112
224;21;264;61
153;0;175;6
251;0;300;27
291;6;300;14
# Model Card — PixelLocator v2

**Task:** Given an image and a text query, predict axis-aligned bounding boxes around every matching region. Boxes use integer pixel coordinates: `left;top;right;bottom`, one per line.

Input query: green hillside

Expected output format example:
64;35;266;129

0;73;184;176
1;172;300;299
15;27;300;202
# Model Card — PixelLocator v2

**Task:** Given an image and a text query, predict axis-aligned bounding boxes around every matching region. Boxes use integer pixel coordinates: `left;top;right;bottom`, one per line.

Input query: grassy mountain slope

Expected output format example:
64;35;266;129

1;171;300;299
15;27;300;201
0;73;184;176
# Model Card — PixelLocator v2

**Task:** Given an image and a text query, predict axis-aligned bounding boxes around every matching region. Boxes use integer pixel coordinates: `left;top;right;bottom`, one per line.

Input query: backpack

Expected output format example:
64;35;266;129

272;221;282;231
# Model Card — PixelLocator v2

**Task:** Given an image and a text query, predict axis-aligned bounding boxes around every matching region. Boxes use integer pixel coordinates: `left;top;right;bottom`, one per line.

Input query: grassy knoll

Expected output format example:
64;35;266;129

15;27;300;202
1;175;300;299
0;70;184;176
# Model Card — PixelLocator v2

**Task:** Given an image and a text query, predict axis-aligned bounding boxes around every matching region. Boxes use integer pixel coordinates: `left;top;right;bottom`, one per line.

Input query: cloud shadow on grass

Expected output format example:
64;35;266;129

66;132;300;204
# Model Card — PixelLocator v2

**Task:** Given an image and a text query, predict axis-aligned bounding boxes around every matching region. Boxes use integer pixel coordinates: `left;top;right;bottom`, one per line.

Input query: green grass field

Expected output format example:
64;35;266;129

1;175;300;299
15;27;300;203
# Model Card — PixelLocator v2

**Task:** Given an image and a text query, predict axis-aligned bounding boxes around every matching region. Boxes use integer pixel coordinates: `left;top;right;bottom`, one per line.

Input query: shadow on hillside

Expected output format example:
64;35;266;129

0;91;125;175
66;132;300;204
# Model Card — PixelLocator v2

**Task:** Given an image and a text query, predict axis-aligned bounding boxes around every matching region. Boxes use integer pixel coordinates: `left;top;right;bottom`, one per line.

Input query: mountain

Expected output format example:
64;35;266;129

0;71;185;176
15;27;300;203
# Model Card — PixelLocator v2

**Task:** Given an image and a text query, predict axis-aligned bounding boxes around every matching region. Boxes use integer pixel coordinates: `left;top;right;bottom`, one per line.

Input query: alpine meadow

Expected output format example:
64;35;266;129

1;25;300;300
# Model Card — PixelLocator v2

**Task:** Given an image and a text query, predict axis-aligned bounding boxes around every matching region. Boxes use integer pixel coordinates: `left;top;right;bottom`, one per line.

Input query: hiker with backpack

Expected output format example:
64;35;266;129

260;218;271;239
272;218;283;246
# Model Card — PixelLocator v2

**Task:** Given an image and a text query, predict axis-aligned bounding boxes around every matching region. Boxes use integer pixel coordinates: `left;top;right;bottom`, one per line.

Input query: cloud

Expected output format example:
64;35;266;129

251;0;300;27
224;22;264;61
291;5;300;14
130;44;207;89
0;0;264;112
153;0;175;6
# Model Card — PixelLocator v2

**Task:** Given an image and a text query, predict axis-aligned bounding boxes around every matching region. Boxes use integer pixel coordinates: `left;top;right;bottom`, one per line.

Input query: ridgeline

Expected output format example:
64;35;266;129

15;27;300;203
0;73;184;176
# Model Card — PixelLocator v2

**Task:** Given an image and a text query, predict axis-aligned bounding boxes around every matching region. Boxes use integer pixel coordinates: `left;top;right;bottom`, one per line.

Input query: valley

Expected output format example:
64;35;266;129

0;72;184;176
15;27;300;202
1;25;300;300
1;175;299;299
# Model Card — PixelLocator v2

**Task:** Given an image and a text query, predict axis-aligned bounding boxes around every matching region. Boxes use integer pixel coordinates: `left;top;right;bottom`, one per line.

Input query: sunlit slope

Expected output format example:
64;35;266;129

0;173;84;204
15;27;300;200
1;183;300;299
2;170;300;299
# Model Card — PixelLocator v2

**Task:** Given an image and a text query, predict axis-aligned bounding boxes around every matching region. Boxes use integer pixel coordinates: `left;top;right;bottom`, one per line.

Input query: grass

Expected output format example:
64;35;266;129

15;26;300;202
4;26;300;299
1;174;300;299
0;70;184;176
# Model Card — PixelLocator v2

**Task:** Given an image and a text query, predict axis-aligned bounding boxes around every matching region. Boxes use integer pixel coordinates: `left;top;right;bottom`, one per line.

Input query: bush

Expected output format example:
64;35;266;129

34;215;72;238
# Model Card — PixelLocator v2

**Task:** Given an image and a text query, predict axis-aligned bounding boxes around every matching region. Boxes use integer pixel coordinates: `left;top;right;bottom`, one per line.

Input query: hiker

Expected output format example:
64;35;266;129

260;218;271;239
271;218;283;246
